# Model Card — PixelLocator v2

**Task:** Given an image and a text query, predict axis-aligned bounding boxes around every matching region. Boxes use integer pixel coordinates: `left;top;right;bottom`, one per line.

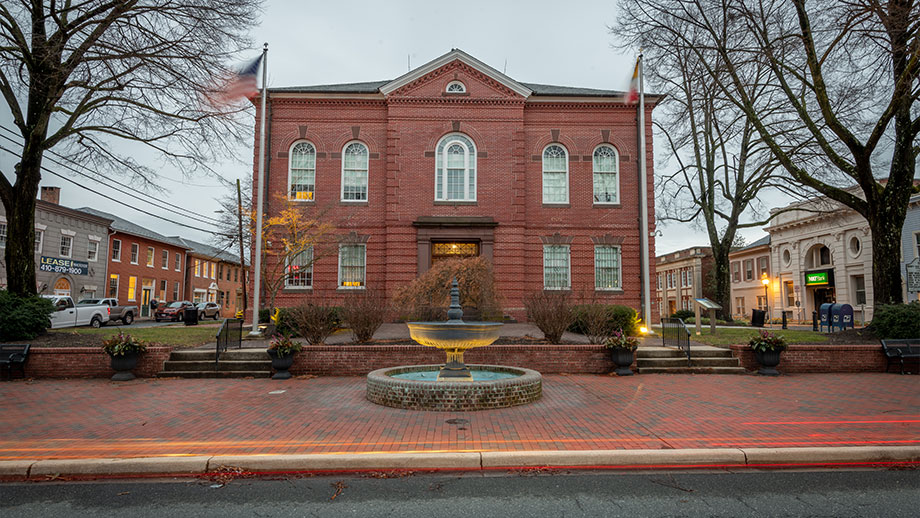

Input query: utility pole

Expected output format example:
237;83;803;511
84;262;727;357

236;179;248;316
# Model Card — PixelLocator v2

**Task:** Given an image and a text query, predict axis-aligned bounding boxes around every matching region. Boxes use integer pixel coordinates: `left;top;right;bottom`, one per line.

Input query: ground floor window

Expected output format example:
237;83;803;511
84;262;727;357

756;295;767;311
173;282;180;301
109;274;119;298
852;275;866;305
286;247;313;288
594;245;621;290
735;297;745;316
543;244;570;290
339;244;366;288
127;276;137;301
784;280;795;307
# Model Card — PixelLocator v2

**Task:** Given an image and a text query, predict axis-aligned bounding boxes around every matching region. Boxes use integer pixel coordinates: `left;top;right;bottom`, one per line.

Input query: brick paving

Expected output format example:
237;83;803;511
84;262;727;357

0;374;916;460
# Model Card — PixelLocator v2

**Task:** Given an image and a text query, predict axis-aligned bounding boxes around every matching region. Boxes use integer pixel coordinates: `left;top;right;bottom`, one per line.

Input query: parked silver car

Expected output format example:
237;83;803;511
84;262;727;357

197;302;221;320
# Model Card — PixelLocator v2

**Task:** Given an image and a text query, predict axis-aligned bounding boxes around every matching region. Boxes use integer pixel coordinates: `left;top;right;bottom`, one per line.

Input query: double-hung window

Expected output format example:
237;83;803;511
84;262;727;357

285;246;313;288
595;245;621;290
60;235;73;258
542;144;569;204
338;244;366;288
435;133;476;201
130;243;138;264
108;274;119;298
289;141;316;201
146;247;154;267
174;253;181;271
543;245;571;290
161;250;169;269
0;223;6;248
593;145;619;204
34;230;43;253
87;241;98;262
112;239;121;261
341;142;369;201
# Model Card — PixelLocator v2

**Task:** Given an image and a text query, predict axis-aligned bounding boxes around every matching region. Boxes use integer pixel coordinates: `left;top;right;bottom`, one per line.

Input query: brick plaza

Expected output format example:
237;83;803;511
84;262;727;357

0;374;916;460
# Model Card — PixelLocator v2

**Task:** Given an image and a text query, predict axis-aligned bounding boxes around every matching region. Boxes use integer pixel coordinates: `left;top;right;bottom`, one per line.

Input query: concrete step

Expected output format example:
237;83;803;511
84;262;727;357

156;370;271;379
168;349;269;361
637;366;748;375
161;360;271;372
637;347;733;359
636;357;741;368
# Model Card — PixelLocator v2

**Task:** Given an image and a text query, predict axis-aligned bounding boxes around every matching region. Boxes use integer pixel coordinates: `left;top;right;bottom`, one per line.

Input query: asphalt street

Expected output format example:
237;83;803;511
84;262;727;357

2;469;917;517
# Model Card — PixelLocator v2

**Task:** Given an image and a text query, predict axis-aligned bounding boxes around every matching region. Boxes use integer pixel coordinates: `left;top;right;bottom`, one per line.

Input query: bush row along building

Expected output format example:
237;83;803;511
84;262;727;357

0;187;248;318
248;49;659;321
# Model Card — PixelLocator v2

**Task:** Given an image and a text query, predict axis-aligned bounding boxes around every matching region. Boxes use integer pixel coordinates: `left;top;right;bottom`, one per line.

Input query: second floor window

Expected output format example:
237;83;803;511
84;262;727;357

175;252;181;271
435;133;476;201
146;247;154;267
130;243;138;264
289;141;316;201
162;250;169;269
542;144;569;204
112;239;121;261
341;142;369;201
87;241;98;262
60;235;72;258
593;145;619;204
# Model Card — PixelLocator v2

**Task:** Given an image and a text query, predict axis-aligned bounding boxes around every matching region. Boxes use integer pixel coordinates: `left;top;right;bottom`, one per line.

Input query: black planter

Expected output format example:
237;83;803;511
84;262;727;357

754;348;783;376
610;347;635;376
267;349;295;380
109;352;140;381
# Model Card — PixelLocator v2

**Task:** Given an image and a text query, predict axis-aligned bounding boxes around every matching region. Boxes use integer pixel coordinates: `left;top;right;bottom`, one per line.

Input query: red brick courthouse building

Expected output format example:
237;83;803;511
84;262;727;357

252;50;658;320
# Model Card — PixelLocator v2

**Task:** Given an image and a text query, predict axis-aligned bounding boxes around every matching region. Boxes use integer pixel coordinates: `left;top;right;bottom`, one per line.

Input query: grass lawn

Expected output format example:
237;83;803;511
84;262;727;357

55;325;220;348
653;326;829;347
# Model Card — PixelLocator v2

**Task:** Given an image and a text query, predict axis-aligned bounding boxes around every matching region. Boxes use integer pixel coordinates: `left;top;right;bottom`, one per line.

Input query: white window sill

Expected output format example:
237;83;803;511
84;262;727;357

284;286;313;290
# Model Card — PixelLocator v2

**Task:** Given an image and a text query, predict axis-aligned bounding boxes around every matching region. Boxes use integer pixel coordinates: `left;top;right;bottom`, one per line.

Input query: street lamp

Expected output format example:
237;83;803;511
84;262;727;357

761;273;770;327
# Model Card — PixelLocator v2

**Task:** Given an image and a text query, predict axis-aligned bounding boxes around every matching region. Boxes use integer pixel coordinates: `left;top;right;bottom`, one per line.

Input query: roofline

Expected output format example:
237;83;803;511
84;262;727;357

36;200;113;227
379;49;533;97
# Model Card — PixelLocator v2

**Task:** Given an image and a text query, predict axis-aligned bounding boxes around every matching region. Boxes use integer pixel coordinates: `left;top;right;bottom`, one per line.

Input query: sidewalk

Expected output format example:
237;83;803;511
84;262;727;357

0;373;917;476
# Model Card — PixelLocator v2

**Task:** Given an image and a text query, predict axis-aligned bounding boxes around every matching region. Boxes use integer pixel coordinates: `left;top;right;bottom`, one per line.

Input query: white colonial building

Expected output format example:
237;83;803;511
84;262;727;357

765;195;873;324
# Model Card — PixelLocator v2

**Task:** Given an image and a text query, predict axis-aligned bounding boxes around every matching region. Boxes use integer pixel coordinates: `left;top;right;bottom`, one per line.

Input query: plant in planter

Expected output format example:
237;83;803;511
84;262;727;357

101;332;148;381
266;334;302;380
749;330;787;376
605;328;640;376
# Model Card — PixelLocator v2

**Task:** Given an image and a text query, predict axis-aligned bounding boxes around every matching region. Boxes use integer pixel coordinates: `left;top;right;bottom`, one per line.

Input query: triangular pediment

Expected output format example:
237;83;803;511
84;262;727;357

380;49;533;98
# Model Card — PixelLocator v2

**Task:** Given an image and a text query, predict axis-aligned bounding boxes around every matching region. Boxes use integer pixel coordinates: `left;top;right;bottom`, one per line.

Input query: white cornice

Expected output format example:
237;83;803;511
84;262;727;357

379;49;533;98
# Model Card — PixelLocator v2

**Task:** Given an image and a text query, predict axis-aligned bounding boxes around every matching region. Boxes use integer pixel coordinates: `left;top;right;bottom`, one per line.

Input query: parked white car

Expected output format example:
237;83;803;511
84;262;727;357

43;295;110;329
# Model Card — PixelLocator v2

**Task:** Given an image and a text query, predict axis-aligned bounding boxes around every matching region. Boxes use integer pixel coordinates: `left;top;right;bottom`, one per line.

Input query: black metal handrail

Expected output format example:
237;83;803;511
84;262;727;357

215;318;243;371
661;317;692;366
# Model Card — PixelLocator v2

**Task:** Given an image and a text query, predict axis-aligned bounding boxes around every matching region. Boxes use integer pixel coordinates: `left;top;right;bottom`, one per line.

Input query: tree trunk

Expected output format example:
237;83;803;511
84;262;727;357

3;185;39;296
869;211;907;308
710;245;733;321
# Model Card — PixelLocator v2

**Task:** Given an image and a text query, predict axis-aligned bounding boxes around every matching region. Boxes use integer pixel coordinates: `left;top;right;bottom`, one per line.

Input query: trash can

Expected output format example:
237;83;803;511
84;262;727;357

183;306;199;326
751;309;766;328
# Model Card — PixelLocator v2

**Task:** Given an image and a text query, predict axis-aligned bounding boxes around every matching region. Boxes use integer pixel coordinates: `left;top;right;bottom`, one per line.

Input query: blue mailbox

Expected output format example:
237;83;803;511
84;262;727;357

830;303;854;331
819;303;833;332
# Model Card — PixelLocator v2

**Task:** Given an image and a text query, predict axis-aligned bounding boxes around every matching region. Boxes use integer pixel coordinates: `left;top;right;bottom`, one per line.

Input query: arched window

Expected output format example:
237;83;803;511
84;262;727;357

341;142;369;201
289;141;315;201
593;144;619;204
435;133;476;201
542;144;569;204
446;81;466;93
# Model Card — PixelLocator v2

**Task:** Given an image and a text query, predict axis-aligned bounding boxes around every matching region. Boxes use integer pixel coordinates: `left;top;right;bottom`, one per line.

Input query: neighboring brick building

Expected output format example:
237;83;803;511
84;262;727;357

251;49;659;320
901;192;920;302
1;187;112;299
655;246;714;318
174;237;247;317
728;236;771;321
78;208;190;318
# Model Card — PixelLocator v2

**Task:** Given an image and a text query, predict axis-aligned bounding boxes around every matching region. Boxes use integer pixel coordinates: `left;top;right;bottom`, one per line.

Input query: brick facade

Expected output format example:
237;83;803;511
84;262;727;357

729;344;886;374
24;346;172;378
104;232;188;315
251;50;658;321
184;253;246;317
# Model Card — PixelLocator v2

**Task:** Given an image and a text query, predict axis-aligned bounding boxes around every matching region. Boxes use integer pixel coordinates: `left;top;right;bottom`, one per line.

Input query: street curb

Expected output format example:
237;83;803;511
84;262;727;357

2;446;918;479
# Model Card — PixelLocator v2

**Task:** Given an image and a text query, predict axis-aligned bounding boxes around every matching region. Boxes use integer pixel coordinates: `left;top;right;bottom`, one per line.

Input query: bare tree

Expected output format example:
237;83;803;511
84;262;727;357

613;21;803;319
0;1;262;296
617;0;919;307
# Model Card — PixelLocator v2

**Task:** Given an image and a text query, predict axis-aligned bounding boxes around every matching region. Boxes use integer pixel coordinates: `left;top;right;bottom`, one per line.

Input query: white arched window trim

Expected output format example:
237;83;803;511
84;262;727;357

542;143;569;204
435;133;477;202
446;81;466;93
340;141;369;202
592;144;620;205
288;140;316;202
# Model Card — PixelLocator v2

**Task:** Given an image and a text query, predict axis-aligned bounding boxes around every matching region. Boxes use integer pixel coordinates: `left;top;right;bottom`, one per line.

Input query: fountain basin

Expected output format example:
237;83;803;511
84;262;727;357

366;364;542;411
406;321;503;350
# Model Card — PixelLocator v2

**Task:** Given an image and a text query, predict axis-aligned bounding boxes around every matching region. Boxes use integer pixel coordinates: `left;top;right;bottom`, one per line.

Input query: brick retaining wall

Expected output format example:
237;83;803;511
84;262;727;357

729;344;886;373
24;347;172;379
290;344;619;376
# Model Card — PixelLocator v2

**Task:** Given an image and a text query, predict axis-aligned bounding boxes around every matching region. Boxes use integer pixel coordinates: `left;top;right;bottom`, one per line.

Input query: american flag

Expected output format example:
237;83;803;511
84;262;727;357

207;55;263;106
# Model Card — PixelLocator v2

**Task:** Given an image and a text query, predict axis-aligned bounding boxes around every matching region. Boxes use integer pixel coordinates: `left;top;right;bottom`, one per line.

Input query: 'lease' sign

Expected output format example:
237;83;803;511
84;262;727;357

39;256;89;276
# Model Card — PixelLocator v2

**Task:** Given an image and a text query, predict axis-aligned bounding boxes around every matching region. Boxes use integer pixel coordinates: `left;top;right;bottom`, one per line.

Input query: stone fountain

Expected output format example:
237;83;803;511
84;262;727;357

366;279;542;411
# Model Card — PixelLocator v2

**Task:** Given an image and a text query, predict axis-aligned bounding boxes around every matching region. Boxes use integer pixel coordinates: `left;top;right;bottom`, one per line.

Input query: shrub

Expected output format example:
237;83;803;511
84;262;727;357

101;332;148;356
267;333;302;357
0;290;54;341
671;309;694;321
605;328;640;350
871;302;920;339
341;289;389;343
570;304;640;338
572;304;616;344
394;256;501;321
288;302;339;345
524;291;575;343
749;330;787;352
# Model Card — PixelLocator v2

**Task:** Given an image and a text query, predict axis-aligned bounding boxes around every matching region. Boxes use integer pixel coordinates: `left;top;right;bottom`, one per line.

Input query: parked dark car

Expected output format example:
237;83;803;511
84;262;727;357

197;302;221;320
155;301;195;322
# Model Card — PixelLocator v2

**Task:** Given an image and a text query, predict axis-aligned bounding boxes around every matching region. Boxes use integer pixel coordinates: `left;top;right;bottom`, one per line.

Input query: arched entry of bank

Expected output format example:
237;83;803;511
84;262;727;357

413;216;497;274
53;277;71;296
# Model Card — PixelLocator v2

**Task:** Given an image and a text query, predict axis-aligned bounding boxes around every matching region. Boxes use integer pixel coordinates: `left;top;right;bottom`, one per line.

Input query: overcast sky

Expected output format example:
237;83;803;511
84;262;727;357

0;0;770;254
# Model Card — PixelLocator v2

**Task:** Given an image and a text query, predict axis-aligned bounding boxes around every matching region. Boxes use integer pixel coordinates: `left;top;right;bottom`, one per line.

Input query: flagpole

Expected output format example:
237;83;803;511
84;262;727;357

249;43;268;337
637;51;653;333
